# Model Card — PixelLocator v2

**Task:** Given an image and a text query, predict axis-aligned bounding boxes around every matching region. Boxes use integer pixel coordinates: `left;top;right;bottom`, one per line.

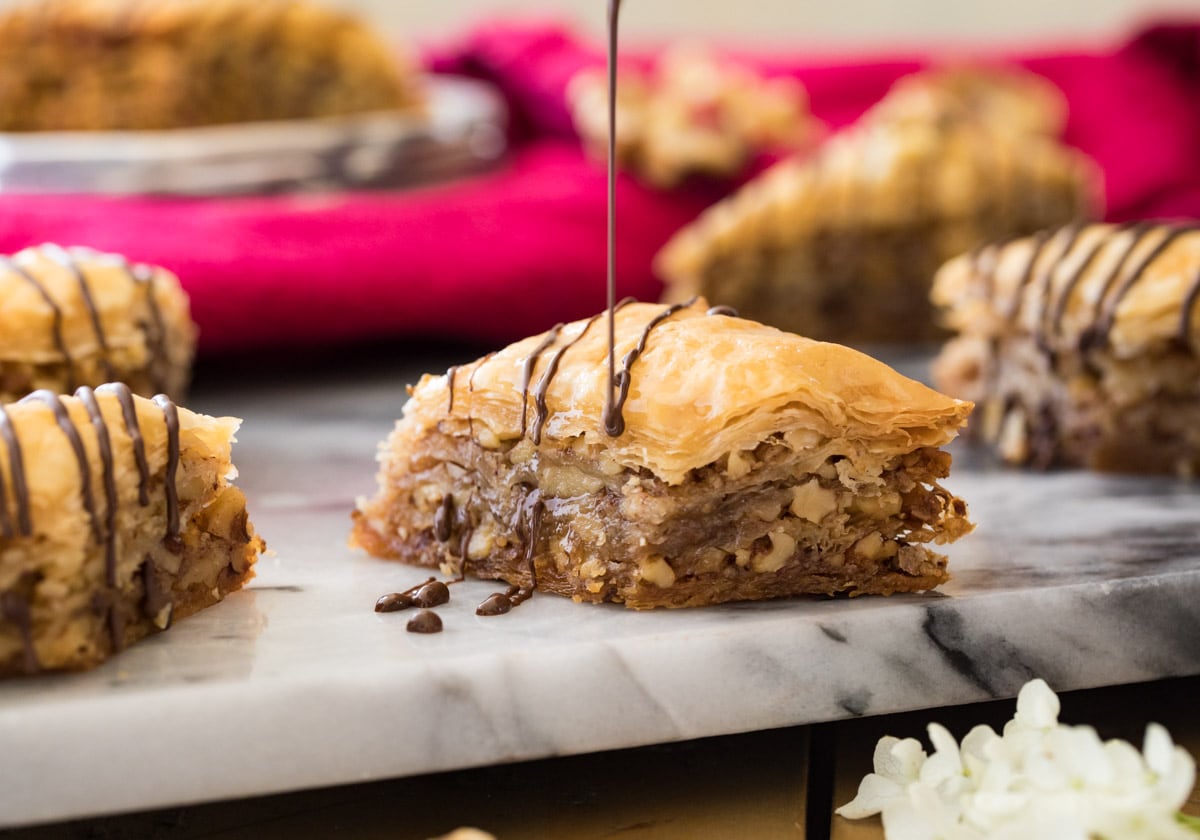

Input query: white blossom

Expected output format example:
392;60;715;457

835;679;1198;839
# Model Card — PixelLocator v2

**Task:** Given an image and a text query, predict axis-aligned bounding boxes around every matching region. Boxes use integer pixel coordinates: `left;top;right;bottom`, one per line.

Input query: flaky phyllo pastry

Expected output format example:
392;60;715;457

0;244;196;404
0;385;263;675
933;222;1200;475
656;66;1098;343
353;300;974;608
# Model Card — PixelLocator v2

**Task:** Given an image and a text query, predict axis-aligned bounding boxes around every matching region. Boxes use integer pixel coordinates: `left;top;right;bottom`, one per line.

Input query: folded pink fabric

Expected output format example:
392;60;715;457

0;21;1198;354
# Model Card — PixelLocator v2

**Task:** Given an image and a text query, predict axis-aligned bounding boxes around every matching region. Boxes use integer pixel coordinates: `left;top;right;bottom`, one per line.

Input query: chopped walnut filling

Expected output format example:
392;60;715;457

352;423;972;608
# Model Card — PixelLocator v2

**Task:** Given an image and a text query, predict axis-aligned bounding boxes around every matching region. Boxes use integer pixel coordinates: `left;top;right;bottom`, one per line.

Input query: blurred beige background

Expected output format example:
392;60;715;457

339;0;1200;45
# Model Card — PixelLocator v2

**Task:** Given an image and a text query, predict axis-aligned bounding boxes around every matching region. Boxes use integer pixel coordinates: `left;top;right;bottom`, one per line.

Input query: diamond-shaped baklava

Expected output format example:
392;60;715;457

933;222;1200;475
656;68;1098;343
0;385;263;675
352;300;973;608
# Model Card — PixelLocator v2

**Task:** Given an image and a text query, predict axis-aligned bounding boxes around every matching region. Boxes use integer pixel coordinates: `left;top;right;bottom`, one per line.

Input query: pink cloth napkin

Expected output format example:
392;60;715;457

1;21;1198;354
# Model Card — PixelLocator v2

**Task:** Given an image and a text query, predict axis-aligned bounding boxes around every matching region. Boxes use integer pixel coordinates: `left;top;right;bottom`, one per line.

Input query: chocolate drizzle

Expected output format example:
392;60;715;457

0;591;39;673
0;406;30;539
152;394;181;542
1086;225;1196;352
433;493;454;543
96;383;151;506
75;386;119;587
20;390;100;545
0;256;76;390
519;324;564;438
127;262;170;394
476;495;544;617
602;298;697;436
1180;269;1200;347
43;245;117;382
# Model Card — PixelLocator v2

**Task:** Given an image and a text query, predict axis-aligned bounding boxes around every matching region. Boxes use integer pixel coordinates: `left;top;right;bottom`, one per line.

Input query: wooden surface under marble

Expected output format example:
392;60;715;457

1;345;1199;828
7;677;1198;839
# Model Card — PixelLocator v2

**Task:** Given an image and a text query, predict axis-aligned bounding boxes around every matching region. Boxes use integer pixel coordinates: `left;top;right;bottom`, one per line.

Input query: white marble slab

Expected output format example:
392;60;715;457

1;353;1198;828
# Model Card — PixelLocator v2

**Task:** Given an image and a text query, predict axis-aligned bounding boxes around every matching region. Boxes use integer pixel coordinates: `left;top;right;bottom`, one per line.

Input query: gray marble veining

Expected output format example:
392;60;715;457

0;349;1197;827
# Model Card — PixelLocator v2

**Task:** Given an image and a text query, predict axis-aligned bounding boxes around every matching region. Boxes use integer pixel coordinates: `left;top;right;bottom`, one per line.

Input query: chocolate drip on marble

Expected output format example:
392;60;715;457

43;245;117;382
603;298;697;437
0;256;76;390
1087;225;1197;351
375;577;450;613
0;591;39;673
0;407;31;539
76;387;119;587
407;610;443;634
152;394;181;544
96;382;151;506
20;390;101;545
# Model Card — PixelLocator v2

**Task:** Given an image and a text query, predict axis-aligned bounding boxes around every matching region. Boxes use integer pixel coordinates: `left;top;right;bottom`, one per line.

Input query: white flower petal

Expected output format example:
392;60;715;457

876;736;927;783
836;773;903;819
1013;678;1060;731
1144;722;1175;777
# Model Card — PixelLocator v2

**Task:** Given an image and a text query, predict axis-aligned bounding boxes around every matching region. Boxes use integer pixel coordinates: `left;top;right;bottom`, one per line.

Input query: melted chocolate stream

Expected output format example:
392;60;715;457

20;390;101;545
0;256;76;390
0;407;31;538
433;493;454;543
76;386;119;587
519;324;564;438
44;245;117;382
96;383;151;506
603;298;697;437
603;0;623;438
152;394;181;541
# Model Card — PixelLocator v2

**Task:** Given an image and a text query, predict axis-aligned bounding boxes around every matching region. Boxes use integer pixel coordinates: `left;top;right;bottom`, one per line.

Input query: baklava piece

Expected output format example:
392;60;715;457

933;222;1200;476
656;67;1098;343
870;66;1067;138
0;384;263;675
0;244;195;404
0;0;423;131
568;44;820;188
352;300;973;608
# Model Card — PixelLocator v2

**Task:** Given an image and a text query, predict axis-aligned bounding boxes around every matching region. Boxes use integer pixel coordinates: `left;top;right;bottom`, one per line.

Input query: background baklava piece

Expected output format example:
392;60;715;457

932;222;1200;475
0;244;195;403
0;0;422;131
656;67;1098;343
